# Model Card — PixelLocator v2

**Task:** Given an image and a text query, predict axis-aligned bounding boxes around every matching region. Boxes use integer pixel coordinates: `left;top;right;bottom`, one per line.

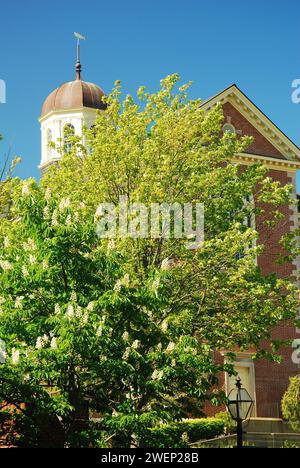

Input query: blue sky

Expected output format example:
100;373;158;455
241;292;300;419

1;0;300;188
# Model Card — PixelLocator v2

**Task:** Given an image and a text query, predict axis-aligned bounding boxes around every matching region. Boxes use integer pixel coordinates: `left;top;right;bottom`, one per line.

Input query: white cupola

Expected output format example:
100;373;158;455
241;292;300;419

38;47;106;174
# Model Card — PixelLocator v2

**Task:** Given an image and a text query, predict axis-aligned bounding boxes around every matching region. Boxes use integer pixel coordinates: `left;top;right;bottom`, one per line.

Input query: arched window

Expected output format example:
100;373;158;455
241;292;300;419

47;128;53;159
88;124;95;154
63;124;75;153
222;123;236;134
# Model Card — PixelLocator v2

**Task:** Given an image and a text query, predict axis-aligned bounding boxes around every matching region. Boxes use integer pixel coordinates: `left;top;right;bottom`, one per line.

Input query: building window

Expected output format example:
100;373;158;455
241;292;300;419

222;123;236;134
47;128;53;159
63;124;75;153
88;124;95;154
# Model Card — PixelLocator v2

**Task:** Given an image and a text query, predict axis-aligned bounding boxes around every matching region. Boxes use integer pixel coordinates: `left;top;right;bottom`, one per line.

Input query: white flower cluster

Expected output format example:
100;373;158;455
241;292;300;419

42;259;49;270
35;334;57;350
70;291;77;302
96;314;107;336
122;331;129;342
59;197;71;211
29;255;36;265
21;266;29;277
184;346;197;356
36;334;49;349
161;320;168;332
66;303;89;325
11;348;20;365
151;369;164;380
82;310;89;325
87;301;95;311
43;206;50;220
45;188;51;201
50;337;57;349
122;347;131;361
15;296;24;309
0;260;12;271
21;182;30;197
122;274;130;288
113;280;122;293
65;214;72;226
66;304;74;319
160;258;170;270
166;342;175;353
4;237;10;248
51;209;59;227
23;238;36;251
114;274;130;292
132;339;140;350
54;304;60;315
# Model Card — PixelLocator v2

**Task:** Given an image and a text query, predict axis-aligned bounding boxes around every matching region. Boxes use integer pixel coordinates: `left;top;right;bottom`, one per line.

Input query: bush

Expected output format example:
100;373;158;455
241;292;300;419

282;440;300;448
141;417;225;448
214;411;236;434
281;375;300;432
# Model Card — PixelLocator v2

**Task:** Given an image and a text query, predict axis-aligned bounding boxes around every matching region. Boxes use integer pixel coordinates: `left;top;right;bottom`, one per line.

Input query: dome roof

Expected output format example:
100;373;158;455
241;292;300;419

41;79;106;117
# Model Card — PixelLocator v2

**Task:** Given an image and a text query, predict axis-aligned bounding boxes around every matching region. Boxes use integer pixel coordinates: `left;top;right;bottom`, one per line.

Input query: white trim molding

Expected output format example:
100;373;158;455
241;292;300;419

201;85;300;162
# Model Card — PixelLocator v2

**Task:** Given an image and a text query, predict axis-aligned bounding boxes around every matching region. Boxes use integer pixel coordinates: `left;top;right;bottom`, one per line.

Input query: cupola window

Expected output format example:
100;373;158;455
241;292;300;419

63;124;75;153
47;128;53;159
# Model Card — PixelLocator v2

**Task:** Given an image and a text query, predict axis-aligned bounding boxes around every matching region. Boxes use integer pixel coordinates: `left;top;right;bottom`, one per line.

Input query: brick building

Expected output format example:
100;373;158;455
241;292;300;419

202;85;300;418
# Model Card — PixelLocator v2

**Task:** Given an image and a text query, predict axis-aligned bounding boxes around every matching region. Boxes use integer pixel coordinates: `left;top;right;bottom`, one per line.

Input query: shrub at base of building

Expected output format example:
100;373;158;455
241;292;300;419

141;418;225;448
282;376;300;432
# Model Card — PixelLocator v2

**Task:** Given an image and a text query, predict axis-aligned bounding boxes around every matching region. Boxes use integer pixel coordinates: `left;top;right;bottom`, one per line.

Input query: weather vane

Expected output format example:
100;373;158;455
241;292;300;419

74;32;86;80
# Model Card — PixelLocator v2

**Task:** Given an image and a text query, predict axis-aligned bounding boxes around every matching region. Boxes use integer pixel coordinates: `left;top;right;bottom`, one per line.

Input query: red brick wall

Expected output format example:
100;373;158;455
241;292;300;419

223;102;285;159
254;169;298;417
205;106;299;419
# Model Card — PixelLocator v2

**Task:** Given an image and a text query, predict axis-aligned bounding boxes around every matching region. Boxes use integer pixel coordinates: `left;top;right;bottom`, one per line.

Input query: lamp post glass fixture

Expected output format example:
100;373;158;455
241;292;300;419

227;378;254;448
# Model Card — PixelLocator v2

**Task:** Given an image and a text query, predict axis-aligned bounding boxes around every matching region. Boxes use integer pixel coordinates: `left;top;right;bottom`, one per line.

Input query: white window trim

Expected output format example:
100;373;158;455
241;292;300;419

224;354;257;417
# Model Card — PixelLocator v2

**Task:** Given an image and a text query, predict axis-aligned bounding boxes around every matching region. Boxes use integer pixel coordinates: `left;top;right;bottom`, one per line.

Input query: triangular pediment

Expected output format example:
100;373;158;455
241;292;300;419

201;84;300;161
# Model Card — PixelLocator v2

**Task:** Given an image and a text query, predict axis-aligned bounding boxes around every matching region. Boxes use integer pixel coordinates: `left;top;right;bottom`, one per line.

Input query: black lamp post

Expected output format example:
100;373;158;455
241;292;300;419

226;378;254;448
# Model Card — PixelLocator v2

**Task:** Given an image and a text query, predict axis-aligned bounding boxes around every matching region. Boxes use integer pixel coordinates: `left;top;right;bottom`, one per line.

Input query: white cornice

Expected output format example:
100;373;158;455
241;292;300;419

38;107;98;123
39;158;61;170
201;85;300;162
234;152;300;172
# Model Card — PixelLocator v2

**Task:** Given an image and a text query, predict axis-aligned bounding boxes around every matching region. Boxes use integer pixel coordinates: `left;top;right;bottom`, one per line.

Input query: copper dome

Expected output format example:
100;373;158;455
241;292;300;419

41;79;106;117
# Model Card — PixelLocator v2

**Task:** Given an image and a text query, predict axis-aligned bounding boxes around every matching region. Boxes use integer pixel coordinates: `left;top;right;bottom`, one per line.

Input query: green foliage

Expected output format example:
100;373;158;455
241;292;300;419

65;425;109;448
214;411;236;434
282;376;300;431
0;181;223;446
282;440;300;448
141;417;225;448
0;76;298;447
